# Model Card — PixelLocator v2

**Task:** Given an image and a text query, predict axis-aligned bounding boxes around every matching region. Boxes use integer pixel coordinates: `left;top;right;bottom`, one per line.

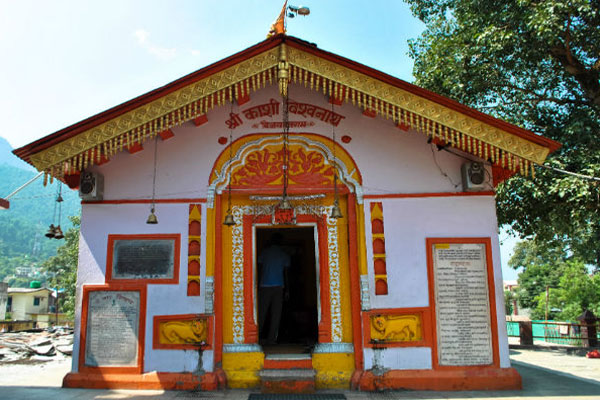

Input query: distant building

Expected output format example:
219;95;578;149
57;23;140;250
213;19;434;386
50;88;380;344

7;287;52;320
14;265;41;278
503;280;531;319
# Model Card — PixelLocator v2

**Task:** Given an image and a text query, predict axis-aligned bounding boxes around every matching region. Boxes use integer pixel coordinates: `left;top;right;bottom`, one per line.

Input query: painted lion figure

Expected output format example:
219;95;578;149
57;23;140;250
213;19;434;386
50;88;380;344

162;320;206;344
371;315;419;342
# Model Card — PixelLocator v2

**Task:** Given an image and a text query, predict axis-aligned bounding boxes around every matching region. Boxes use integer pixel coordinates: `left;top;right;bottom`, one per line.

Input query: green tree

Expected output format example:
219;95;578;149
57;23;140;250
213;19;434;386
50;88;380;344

509;240;569;310
42;215;79;319
504;289;515;315
531;261;600;320
405;0;600;267
509;240;599;320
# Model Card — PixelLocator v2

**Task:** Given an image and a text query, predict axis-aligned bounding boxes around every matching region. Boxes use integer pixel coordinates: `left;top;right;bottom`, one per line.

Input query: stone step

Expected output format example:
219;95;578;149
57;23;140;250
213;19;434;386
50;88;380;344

265;353;312;360
264;353;312;369
259;368;316;393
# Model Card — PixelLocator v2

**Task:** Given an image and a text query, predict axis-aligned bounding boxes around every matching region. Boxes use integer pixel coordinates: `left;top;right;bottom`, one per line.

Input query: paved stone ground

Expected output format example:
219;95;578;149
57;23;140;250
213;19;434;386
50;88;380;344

0;354;71;387
510;348;600;386
0;349;599;399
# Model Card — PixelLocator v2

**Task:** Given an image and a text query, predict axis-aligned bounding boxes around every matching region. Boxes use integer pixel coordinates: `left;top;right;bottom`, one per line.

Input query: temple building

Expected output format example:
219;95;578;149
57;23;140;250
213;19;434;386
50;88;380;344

14;34;559;391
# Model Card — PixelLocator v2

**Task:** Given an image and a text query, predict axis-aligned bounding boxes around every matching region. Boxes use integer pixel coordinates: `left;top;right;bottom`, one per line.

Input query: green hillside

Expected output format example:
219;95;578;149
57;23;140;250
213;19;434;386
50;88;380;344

0;139;81;287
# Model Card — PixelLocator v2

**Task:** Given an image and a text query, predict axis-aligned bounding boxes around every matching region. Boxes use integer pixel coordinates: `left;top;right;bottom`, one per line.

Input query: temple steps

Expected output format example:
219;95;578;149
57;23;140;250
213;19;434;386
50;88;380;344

260;354;315;393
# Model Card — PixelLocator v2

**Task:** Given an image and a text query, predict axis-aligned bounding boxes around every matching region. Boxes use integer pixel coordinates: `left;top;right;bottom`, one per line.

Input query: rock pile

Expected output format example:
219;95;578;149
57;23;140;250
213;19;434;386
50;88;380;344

0;327;73;363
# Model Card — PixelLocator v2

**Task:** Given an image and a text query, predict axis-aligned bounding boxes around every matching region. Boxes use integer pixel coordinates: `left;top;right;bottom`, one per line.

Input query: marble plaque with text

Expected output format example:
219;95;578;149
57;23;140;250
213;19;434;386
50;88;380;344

432;243;493;366
84;291;140;367
112;239;174;280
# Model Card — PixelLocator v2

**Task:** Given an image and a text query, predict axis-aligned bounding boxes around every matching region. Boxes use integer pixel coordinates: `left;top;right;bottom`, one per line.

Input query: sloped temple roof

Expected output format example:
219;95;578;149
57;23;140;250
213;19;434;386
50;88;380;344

14;35;560;183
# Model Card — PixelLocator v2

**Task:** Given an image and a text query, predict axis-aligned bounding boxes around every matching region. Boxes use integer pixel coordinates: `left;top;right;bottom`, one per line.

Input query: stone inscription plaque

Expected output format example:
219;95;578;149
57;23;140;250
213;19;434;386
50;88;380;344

84;291;140;367
112;239;174;280
433;243;493;366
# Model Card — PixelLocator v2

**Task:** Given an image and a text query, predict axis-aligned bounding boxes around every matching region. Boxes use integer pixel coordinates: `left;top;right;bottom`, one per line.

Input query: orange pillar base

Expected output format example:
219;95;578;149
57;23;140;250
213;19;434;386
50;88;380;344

63;370;226;391
356;367;521;391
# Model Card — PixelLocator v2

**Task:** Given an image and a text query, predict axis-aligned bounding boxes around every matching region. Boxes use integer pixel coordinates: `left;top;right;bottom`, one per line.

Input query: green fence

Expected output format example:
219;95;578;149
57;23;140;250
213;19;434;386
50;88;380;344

505;320;598;346
506;321;519;337
531;320;584;346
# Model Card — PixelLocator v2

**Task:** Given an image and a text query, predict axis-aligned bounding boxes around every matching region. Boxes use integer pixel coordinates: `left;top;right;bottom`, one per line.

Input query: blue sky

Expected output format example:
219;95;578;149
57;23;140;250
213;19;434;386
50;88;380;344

0;0;424;149
0;0;521;280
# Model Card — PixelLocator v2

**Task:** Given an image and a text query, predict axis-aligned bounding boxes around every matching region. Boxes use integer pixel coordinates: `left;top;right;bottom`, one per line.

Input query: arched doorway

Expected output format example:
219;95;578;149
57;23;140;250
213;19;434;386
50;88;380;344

208;133;365;385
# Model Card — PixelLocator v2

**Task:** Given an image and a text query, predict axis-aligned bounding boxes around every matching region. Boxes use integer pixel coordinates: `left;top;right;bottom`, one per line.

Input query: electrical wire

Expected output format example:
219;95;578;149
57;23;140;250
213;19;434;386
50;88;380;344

430;144;461;189
150;134;158;213
227;100;234;212
537;163;600;182
51;186;58;225
438;141;600;183
57;183;63;227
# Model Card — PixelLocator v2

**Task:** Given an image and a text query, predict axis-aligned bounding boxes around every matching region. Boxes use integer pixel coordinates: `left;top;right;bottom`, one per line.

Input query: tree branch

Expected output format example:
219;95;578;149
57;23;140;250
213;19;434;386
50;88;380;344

498;83;587;106
550;37;600;107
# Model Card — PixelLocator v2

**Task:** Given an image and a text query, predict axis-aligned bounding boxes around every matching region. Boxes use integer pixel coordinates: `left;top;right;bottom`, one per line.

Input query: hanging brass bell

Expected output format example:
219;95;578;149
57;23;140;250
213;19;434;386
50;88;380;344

330;199;343;219
45;224;56;238
146;208;158;224
223;210;236;226
56;194;64;203
54;225;65;239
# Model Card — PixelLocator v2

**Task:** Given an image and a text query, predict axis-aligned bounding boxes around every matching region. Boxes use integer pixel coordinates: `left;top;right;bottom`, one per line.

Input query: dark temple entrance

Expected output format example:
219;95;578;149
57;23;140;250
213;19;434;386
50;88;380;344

256;227;319;353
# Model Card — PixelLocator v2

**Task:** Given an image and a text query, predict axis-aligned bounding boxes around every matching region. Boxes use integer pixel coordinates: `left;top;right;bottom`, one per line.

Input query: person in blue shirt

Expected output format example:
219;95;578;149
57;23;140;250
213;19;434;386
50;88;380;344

257;232;291;345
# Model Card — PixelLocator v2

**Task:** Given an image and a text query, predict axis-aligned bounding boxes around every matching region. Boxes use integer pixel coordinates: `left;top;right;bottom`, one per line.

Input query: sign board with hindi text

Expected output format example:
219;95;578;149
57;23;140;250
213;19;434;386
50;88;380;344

84;290;141;368
429;240;496;367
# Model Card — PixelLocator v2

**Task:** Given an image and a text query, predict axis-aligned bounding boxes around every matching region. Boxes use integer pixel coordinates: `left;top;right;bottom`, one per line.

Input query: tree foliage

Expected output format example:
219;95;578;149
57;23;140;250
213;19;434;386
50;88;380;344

531;261;600;320
509;240;568;310
509;240;599;320
504;290;515;315
405;0;600;267
0;160;80;287
42;216;80;319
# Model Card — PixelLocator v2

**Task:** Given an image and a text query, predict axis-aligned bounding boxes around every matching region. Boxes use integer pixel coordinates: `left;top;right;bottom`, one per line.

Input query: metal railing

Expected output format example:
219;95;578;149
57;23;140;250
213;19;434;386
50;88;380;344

507;320;600;346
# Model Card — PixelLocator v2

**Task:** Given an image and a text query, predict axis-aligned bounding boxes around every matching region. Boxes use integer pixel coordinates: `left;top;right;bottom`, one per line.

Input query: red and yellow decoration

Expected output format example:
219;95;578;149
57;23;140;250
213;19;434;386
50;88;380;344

362;308;433;348
188;204;202;296
153;314;212;350
370;314;422;343
232;147;334;187
370;202;387;295
209;133;362;194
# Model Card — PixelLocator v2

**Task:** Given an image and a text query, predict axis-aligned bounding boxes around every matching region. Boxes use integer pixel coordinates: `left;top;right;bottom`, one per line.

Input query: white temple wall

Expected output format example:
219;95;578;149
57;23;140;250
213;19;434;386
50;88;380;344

363;195;510;369
363;347;433;370
72;202;211;373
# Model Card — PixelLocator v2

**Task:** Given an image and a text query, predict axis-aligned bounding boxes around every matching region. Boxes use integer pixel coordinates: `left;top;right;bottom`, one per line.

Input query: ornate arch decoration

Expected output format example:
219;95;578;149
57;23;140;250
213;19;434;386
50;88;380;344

207;133;363;207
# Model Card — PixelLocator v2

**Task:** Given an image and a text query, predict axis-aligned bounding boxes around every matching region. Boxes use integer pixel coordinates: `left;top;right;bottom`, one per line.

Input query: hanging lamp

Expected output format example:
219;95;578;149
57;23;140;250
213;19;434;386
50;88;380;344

223;100;236;226
147;135;159;224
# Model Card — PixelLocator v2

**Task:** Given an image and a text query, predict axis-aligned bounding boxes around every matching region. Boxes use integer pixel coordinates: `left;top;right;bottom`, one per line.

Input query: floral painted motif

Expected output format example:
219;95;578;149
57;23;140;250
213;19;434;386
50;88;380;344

231;206;252;344
326;210;342;342
231;146;334;187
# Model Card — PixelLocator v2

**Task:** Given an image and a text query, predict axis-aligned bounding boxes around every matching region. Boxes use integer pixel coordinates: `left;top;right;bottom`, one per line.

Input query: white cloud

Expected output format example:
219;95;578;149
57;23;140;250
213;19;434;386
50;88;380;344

133;29;176;61
134;29;150;44
190;49;201;56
